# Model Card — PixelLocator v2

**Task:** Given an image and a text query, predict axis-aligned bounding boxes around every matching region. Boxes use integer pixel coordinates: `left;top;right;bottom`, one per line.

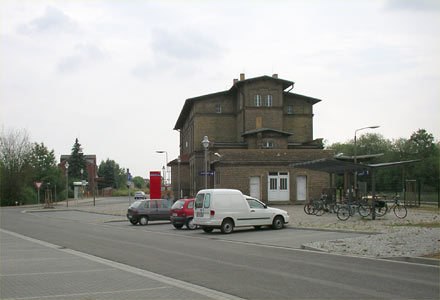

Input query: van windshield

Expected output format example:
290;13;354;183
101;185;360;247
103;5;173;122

195;193;204;208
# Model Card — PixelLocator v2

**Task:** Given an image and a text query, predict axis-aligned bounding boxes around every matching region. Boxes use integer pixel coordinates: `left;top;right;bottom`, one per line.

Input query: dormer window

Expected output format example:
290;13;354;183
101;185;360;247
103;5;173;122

254;94;262;107
265;94;273;107
262;140;274;149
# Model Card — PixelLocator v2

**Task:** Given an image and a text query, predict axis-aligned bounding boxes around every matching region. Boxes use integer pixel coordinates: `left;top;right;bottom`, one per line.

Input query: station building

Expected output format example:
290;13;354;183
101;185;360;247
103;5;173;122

170;74;334;204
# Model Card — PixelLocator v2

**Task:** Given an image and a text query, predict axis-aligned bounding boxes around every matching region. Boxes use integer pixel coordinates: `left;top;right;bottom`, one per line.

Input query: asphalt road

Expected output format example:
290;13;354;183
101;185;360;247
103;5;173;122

1;207;439;300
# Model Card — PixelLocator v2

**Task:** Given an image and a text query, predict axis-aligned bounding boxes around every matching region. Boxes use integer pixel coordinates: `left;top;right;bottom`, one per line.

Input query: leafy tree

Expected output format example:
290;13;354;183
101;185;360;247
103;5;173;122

68;138;88;181
0;128;33;205
29;142;64;195
98;159;127;189
132;176;146;189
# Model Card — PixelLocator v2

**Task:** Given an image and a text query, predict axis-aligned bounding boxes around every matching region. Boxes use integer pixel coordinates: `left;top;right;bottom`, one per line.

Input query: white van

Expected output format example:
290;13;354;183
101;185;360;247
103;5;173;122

193;189;289;234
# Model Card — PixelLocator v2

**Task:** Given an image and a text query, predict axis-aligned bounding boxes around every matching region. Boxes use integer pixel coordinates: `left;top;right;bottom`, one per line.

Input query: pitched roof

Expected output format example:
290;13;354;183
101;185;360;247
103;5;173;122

242;128;293;137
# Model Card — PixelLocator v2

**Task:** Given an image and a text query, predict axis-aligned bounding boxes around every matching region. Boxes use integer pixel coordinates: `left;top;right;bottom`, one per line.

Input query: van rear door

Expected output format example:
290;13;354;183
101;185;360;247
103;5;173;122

194;192;211;222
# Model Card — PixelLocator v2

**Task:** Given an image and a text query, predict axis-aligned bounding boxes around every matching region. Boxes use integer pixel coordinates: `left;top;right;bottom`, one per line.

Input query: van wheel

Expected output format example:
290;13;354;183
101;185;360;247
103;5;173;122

272;216;284;230
221;219;234;234
129;220;138;225
186;218;197;230
202;226;214;233
139;216;149;226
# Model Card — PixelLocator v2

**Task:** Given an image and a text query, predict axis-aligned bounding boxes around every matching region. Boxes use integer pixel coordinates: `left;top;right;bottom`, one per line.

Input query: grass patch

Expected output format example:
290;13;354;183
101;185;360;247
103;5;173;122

423;252;440;259
387;222;440;228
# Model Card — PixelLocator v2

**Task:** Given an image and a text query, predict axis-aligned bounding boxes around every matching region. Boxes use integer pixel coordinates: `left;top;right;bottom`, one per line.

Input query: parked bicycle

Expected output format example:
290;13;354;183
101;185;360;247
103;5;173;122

304;194;337;216
374;194;407;219
336;200;371;221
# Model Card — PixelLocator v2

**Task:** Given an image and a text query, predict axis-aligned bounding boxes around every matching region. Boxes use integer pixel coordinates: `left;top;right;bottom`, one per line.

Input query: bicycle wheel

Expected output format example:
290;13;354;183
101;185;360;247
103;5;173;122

393;205;407;219
304;203;314;215
337;206;350;221
314;205;325;216
358;204;371;217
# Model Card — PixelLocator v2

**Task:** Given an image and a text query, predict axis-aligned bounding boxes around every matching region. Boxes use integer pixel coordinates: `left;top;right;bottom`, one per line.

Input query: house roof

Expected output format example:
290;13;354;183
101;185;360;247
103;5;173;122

242;128;293;137
173;75;319;130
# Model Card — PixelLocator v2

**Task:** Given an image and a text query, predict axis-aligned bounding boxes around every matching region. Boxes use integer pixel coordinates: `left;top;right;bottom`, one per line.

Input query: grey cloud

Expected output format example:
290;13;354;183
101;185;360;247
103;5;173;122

57;43;104;73
385;0;440;12
151;28;221;61
17;6;79;35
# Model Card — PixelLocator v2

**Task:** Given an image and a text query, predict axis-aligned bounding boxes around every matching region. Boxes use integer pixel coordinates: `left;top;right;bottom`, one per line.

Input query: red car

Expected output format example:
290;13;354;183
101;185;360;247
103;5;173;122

170;198;197;230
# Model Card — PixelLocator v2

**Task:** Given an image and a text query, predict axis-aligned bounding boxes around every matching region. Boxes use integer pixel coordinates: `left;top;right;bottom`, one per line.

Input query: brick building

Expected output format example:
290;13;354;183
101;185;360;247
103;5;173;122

170;74;334;204
59;154;97;190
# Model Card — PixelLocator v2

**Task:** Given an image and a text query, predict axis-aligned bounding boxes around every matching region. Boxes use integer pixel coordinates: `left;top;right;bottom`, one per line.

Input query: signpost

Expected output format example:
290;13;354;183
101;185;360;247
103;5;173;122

34;181;43;205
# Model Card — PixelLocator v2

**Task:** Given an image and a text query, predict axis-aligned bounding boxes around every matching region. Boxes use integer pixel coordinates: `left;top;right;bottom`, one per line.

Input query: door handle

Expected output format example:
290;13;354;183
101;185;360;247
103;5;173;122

251;210;255;212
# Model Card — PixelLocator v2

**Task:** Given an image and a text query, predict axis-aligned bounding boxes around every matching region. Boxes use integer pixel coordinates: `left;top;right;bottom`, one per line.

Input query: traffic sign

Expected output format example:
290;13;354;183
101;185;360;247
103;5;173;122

34;181;43;190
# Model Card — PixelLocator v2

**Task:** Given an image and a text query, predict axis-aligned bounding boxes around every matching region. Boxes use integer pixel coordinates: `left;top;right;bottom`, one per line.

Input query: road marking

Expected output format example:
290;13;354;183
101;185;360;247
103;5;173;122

1;287;169;300
1;229;243;300
1;268;115;277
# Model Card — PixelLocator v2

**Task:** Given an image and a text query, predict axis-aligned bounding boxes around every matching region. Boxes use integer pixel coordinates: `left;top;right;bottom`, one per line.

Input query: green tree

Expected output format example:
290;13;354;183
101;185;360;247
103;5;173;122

68;138;88;181
132;176;146;189
98;159;126;189
29;142;64;198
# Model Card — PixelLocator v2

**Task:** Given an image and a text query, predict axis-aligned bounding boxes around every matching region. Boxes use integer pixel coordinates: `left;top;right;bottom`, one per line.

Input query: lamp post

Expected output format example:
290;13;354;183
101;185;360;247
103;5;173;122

354;126;380;188
177;156;181;199
65;161;69;207
201;136;210;189
156;151;169;186
80;168;83;206
162;166;166;190
214;152;222;189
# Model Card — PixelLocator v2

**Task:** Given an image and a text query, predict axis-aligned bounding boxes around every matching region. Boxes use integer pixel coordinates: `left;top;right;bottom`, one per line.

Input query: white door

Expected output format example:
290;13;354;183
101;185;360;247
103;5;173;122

296;175;307;201
250;177;260;199
268;172;290;202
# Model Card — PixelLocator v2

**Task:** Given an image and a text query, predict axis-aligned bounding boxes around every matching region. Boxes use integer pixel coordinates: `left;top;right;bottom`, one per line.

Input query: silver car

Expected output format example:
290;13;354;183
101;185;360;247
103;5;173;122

127;199;172;225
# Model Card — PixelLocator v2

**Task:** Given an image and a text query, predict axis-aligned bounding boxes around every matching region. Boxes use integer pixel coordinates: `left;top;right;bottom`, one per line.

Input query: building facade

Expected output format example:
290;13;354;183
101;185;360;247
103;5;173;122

170;74;334;204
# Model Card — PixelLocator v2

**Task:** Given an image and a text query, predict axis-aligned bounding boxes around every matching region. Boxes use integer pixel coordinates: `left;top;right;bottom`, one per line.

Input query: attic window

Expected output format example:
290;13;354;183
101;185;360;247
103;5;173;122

216;104;222;113
262;140;274;149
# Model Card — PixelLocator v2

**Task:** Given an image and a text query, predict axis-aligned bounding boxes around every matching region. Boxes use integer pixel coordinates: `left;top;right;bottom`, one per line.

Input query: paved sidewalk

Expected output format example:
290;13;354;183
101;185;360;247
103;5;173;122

1;229;242;300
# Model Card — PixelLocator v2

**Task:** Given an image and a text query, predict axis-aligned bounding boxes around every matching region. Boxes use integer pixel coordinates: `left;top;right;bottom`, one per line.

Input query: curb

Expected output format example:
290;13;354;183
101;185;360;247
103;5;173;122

381;256;440;266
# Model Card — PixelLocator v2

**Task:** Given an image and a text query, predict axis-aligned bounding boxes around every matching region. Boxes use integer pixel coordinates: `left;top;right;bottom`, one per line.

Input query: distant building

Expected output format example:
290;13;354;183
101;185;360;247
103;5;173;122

170;74;334;203
59;155;97;189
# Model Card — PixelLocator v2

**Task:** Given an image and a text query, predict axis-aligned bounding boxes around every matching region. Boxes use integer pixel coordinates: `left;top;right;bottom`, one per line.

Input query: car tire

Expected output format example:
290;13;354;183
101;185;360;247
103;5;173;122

129;219;138;225
173;223;184;229
202;226;214;233
272;216;284;230
221;219;234;234
186;218;197;230
139;216;149;226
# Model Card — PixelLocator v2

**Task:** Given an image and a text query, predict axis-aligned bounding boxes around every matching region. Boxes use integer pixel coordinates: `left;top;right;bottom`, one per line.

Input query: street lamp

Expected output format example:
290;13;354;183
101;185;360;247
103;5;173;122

156;151;169;186
201;136;210;189
354;125;380;188
162;166;166;190
65;161;69;207
177;156;181;199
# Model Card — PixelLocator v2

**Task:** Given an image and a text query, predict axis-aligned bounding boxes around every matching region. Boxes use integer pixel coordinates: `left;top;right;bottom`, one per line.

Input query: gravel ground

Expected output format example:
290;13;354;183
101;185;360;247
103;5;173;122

52;199;439;259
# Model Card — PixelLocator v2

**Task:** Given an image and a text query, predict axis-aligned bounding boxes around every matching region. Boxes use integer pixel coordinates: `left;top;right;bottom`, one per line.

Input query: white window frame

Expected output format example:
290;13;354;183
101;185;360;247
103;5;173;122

265;94;273;107
254;94;262;107
287;105;293;114
216;104;222;113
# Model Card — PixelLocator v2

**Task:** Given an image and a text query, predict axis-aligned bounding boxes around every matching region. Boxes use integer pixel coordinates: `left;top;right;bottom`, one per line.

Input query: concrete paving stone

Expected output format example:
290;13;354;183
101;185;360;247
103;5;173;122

1;230;242;300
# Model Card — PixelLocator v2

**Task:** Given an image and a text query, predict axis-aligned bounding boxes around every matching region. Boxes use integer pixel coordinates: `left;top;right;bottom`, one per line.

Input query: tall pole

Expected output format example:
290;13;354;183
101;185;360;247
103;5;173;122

354;126;380;192
177;156;181;199
201;136;210;190
65;162;69;207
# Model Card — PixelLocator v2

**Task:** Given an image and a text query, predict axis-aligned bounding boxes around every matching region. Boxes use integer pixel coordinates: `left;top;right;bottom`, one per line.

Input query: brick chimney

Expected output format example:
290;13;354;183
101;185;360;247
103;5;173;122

240;73;245;80
272;74;278;78
233;78;238;85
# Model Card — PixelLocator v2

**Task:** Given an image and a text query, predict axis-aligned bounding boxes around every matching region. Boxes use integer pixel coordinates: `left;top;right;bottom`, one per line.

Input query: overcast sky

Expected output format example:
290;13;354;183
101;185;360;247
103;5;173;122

1;0;439;178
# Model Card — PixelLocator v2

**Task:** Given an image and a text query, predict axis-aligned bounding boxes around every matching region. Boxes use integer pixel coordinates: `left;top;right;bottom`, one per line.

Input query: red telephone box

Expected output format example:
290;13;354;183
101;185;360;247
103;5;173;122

149;171;161;199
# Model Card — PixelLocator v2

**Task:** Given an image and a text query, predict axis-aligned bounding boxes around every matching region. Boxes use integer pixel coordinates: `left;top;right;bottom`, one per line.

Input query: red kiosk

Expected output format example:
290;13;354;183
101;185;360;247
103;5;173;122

149;171;162;199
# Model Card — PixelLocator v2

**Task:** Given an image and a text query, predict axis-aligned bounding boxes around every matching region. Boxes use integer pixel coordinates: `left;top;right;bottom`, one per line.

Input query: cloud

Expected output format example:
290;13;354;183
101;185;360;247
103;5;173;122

57;43;105;73
151;27;221;61
17;6;79;35
385;0;440;12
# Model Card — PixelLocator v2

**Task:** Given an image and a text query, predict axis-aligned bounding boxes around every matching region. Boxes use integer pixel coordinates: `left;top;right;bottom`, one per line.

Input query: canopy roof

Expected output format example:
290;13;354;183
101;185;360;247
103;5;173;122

290;158;420;174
